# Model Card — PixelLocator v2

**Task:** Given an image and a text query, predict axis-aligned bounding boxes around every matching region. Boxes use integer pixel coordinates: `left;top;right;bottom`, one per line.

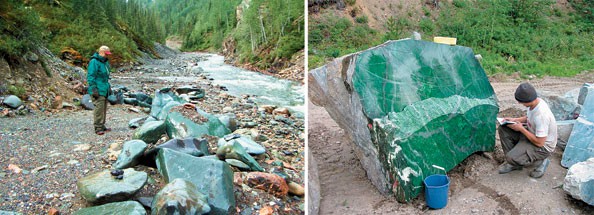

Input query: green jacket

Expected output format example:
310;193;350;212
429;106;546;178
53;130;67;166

87;52;111;96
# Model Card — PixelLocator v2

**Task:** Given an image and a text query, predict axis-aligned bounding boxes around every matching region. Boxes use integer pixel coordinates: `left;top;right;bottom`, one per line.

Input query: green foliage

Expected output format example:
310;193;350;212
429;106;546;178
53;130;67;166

0;0;43;59
309;0;594;76
355;16;368;24
8;85;26;97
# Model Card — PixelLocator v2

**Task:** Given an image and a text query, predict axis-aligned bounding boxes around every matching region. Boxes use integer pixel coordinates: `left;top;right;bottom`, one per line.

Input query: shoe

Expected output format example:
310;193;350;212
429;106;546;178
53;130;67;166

95;130;105;135
498;163;523;174
530;159;550;178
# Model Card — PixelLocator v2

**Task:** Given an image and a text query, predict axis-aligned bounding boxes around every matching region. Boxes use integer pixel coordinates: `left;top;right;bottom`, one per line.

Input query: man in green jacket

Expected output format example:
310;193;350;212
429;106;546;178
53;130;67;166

87;45;112;135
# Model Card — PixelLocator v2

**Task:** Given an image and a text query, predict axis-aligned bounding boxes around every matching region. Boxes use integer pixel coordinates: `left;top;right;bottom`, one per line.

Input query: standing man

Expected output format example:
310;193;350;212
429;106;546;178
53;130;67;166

87;45;112;135
498;82;557;178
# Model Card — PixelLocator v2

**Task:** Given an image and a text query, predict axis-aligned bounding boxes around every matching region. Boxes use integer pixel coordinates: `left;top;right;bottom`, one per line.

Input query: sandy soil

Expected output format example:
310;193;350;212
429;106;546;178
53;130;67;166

308;74;594;214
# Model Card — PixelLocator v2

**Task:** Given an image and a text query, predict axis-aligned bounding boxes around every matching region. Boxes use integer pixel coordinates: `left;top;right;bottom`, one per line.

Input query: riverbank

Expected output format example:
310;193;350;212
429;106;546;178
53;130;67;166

0;52;305;214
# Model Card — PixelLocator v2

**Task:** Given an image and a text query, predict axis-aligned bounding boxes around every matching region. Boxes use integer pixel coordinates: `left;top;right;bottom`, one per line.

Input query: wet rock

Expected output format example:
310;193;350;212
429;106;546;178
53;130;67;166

156;149;235;215
152;178;211;214
0;210;22;215
73;201;146;215
3;95;22;109
272;107;290;116
309;39;499;202
562;90;594;168
218;134;266;155
165;111;230;139
77;168;147;204
563;158;594;206
81;94;94;110
128;117;147;129
216;141;264;171
150;88;185;120
146;138;210;162
246;172;289;197
288;181;305;196
133;120;166;144
113;140;148;169
225;159;250;170
217;114;237;132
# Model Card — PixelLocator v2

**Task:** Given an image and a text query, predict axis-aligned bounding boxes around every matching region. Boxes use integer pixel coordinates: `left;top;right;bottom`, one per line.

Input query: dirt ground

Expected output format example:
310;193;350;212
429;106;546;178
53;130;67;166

308;73;594;214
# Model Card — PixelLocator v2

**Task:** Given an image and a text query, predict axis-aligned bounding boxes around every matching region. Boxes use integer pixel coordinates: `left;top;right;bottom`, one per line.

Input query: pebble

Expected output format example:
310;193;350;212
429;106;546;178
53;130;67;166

32;165;48;173
73;144;92;152
45;193;59;199
59;193;75;200
67;160;79;165
471;209;479;213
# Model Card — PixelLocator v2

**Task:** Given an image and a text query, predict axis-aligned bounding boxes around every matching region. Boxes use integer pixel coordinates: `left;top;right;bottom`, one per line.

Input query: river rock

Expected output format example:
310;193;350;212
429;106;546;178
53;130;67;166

217;114;237;132
225;159;250;170
73;201;146;215
246;172;289;197
562;90;594;168
156;149;235;215
288;181;305;196
309;39;499;202
113;140;148;169
77;168;147;204
150;88;185;120
216;141;263;171
133;120;166;144
81;94;94;110
3;95;22;109
218;134;265;155
563;158;594;206
165;111;230;139
129;117;147;129
152;178;211;214
153;137;210;157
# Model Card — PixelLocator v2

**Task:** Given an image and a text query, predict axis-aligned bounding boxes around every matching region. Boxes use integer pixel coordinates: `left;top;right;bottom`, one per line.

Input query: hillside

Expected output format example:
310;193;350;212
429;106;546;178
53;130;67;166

308;0;594;77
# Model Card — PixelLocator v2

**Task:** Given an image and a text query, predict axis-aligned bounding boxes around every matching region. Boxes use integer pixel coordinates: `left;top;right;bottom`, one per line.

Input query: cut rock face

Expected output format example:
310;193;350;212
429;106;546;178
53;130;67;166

152;178;211;214
156;149;235;215
563;158;594;206
308;39;499;202
562;87;594;168
113;140;148;169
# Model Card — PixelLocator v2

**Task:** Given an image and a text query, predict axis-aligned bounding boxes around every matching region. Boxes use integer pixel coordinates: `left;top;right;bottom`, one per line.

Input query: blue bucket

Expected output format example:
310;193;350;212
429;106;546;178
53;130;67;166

424;174;450;209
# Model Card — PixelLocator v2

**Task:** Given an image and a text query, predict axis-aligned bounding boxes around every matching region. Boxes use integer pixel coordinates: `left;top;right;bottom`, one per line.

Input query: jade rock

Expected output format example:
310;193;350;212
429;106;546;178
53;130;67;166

152;178;211;214
113;140;148;169
562;89;594;168
165;110;230;139
218;134;266;155
133;120;166;144
156;149;235;215
73;201;146;215
216;141;264;172
563;158;594;206
150;88;185;120
308;39;499;202
77;168;148;204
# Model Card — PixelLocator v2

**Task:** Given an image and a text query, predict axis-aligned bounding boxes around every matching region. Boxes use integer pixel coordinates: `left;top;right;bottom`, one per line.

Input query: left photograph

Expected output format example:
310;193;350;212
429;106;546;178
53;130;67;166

0;0;305;214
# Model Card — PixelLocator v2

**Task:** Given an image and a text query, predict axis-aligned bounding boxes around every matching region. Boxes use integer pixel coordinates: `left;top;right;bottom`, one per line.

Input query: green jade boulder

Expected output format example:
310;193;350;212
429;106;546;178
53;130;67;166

308;39;499;202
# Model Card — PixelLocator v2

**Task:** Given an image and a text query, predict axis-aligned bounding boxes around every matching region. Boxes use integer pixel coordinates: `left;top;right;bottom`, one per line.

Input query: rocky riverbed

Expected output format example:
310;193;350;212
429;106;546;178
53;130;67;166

0;51;305;214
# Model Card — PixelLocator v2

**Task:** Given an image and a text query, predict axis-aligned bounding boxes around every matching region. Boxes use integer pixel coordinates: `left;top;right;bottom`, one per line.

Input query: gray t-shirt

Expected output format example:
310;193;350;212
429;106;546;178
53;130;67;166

526;98;558;152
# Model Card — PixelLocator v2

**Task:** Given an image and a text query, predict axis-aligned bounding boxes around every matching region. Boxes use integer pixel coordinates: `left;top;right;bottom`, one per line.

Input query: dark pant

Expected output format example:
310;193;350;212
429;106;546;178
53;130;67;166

499;125;550;167
93;96;107;132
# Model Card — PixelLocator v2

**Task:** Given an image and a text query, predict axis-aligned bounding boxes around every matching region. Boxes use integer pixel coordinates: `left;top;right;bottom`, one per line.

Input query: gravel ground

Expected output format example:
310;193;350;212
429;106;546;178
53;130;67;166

0;52;305;214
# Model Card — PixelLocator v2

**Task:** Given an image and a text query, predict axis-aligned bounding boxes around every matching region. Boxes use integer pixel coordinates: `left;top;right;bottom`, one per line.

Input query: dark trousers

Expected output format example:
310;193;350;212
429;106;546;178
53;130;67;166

93;96;107;132
499;125;550;167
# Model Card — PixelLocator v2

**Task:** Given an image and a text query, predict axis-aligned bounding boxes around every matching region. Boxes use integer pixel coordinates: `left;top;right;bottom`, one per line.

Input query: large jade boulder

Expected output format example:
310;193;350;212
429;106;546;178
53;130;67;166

165;110;230;139
562;86;594;168
309;39;499;202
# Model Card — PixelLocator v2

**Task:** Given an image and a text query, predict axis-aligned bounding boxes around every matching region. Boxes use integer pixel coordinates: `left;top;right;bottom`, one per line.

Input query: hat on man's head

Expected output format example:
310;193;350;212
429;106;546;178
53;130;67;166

515;82;537;103
99;45;111;55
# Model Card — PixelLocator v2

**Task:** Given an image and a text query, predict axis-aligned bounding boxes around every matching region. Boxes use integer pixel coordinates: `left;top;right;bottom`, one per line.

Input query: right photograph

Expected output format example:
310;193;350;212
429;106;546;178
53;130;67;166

307;0;594;214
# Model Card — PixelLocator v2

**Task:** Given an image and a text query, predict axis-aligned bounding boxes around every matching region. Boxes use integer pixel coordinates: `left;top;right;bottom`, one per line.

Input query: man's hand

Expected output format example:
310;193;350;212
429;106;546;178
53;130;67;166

506;122;524;131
